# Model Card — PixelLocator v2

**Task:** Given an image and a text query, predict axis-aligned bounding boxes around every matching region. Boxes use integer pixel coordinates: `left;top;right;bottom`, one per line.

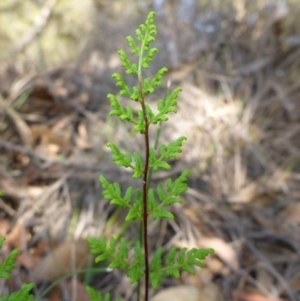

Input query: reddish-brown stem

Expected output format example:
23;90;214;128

139;80;150;301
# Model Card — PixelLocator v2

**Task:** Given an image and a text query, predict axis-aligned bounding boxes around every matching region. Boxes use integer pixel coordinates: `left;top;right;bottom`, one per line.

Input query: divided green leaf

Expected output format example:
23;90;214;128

0;237;34;301
149;246;214;290
1;283;34;301
151;87;182;124
99;175;132;208
0;246;20;280
127;242;145;283
86;286;121;301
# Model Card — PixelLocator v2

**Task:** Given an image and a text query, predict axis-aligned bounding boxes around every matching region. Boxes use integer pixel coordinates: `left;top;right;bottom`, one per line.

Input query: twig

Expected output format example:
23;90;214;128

0;96;33;148
0;139;101;171
245;236;297;301
0;198;16;216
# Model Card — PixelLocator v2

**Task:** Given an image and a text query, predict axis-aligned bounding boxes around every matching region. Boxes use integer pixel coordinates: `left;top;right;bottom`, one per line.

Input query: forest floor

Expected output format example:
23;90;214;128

0;1;300;301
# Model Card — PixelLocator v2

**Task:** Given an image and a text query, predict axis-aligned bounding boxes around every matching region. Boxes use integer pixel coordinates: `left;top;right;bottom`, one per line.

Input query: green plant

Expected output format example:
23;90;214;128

0;237;34;301
86;11;213;301
0;11;213;301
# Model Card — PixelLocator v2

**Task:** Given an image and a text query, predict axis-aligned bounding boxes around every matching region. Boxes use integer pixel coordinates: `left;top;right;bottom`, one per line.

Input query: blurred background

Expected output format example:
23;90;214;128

1;0;300;301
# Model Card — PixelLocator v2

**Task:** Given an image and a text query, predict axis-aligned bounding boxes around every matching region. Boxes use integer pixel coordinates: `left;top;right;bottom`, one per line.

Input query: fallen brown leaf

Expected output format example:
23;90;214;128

0;218;10;237
48;279;89;301
31;240;51;257
150;284;223;301
233;291;286;301
61;279;89;301
18;253;42;269
31;124;71;157
32;239;91;283
49;286;62;301
5;223;31;251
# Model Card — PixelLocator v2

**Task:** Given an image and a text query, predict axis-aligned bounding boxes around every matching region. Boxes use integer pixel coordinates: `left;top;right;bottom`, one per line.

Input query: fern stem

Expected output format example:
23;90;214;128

137;22;151;300
137;217;143;301
139;78;150;301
